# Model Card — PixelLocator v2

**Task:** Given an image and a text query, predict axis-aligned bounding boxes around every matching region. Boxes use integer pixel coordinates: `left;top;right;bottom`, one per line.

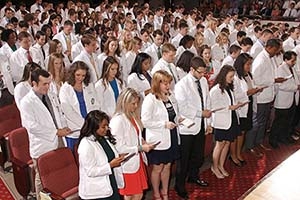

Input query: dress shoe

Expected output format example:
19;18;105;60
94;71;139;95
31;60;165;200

229;156;242;167
187;178;209;187
249;148;263;158
211;167;224;179
269;141;279;149
259;144;272;151
174;185;189;199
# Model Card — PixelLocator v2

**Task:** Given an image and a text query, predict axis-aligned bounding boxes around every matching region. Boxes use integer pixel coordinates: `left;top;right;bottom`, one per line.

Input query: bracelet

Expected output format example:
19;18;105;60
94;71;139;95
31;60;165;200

138;145;143;152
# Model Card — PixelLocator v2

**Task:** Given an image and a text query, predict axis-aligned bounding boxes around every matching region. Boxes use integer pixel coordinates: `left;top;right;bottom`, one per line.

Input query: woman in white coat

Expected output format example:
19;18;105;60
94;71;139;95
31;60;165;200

110;88;155;200
233;53;262;163
210;65;244;179
14;62;41;110
141;70;181;199
95;56;123;118
127;52;152;99
78;110;125;200
59;61;100;151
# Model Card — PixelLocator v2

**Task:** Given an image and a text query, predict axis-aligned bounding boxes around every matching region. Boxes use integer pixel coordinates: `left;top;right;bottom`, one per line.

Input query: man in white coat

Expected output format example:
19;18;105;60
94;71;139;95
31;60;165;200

283;27;300;52
270;51;299;147
144;29;164;68
30;31;47;69
174;57;212;199
251;39;286;150
20;69;71;200
73;34;100;83
250;28;273;58
151;43;180;89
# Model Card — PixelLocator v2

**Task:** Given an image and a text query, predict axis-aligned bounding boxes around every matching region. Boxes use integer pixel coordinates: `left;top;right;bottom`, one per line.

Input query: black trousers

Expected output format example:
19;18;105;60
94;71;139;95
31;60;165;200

0;89;14;108
270;104;296;143
175;125;205;190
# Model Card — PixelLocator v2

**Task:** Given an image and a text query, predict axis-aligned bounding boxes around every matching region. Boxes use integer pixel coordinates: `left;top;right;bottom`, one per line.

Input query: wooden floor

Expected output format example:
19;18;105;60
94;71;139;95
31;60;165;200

240;149;300;200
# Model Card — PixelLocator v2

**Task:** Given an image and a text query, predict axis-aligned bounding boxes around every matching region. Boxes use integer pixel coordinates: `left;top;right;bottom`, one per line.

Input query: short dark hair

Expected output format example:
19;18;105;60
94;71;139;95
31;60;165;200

1;29;16;42
229;44;241;54
31;69;50;84
283;51;297;61
190;56;206;70
266;38;281;48
35;30;46;40
240;37;253;46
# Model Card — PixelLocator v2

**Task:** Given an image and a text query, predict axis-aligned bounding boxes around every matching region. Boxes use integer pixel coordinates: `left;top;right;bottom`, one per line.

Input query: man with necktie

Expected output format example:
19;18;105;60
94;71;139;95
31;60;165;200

174;56;212;199
20;69;71;200
30;31;47;69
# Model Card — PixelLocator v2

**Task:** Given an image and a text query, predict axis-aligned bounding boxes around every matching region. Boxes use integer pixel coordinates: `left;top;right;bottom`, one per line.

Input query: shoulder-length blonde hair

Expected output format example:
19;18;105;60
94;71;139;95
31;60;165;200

115;88;143;128
48;53;65;83
151;70;173;99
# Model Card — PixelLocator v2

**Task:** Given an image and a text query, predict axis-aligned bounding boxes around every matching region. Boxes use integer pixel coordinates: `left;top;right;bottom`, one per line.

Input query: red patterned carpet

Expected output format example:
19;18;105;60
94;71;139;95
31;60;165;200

0;177;14;200
168;143;300;200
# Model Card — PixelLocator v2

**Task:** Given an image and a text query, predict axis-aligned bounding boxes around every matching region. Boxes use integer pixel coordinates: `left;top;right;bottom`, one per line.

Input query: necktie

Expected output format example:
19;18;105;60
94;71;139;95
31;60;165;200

27;50;33;62
0;77;4;90
65;34;72;61
196;80;204;110
167;63;177;84
157;46;162;59
30;27;35;38
42;95;50;112
41;46;45;59
294;40;297;47
90;54;99;79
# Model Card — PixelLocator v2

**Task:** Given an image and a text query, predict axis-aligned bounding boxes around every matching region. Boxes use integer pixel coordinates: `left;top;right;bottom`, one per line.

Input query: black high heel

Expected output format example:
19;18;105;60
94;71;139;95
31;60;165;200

229;156;242;167
238;159;247;166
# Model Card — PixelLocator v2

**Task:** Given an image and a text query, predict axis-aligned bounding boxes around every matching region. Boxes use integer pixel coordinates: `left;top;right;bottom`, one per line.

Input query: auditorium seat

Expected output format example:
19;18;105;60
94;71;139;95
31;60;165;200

37;147;79;200
0;103;22;170
8;127;35;199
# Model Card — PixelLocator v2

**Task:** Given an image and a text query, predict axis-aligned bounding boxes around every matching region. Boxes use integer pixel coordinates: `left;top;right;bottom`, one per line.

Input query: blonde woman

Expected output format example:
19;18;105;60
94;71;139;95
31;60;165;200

141;70;181;200
48;53;65;95
110;88;155;200
45;39;71;70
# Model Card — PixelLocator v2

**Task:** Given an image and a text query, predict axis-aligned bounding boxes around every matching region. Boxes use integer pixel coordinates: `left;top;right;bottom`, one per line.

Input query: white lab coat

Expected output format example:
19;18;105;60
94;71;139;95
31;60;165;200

127;73;151;98
59;82;100;138
14;81;31;110
9;47;30;82
110;113;145;173
95;78;123;117
252;49;276;104
210;84;238;129
274;62;299;109
20;89;67;159
53;31;78;60
30;43;46;69
144;43;160;68
174;73;211;135
283;37;298;52
141;93;180;150
120;51;136;85
233;75;251;118
78;135;124;199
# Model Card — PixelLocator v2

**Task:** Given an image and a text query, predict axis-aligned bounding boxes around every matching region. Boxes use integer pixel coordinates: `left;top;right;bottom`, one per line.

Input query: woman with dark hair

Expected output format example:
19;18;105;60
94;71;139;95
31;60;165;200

78;110;125;200
210;65;244;179
74;22;86;41
95;56;123;117
176;50;195;79
127;52;152;98
59;61;100;151
14;62;41;109
234;53;264;158
48;14;60;36
0;29;17;60
175;35;196;63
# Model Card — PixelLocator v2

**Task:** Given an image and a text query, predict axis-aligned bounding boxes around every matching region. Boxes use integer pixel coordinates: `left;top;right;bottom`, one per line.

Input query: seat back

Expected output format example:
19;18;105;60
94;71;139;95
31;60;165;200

8;127;35;198
38;148;79;198
0;103;22;168
0;103;21;136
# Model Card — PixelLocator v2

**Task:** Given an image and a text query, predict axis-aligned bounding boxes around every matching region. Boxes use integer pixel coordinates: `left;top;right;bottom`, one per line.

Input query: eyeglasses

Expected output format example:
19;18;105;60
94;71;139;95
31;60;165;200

195;69;206;74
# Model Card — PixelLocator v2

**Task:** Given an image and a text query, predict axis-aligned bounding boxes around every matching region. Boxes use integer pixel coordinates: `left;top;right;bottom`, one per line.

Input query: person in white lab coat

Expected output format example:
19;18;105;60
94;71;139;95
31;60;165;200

73;33;101;83
270;51;299;147
141;70;181;199
110;88;155;200
20;69;71;200
127;52;152;98
78;110;125;200
14;62;41;110
47;53;66;96
174;57;212;199
95;56;123;117
59;61;100;151
144;29;164;68
210;65;244;179
45;39;71;70
30;31;47;69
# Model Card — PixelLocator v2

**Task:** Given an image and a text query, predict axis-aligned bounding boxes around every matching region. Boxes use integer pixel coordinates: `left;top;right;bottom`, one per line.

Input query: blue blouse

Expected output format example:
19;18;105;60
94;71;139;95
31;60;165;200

109;79;119;102
74;90;87;118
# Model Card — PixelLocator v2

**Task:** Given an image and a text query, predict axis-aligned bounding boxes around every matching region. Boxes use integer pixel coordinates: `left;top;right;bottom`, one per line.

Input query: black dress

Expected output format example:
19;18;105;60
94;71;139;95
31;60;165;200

214;88;240;142
147;100;180;164
92;137;120;200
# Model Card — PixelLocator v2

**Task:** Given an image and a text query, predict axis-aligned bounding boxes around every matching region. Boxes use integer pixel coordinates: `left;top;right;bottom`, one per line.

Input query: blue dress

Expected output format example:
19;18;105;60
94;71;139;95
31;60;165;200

109;79;119;102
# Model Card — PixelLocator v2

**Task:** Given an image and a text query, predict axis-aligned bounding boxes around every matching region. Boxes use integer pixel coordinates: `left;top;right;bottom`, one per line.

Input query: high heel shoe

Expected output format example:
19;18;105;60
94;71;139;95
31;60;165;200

238;159;247;166
211;167;224;179
229;156;242;167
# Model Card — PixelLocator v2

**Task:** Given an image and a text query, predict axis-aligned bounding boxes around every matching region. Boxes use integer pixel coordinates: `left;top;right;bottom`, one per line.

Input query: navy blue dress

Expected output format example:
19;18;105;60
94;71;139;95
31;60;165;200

147;100;180;164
